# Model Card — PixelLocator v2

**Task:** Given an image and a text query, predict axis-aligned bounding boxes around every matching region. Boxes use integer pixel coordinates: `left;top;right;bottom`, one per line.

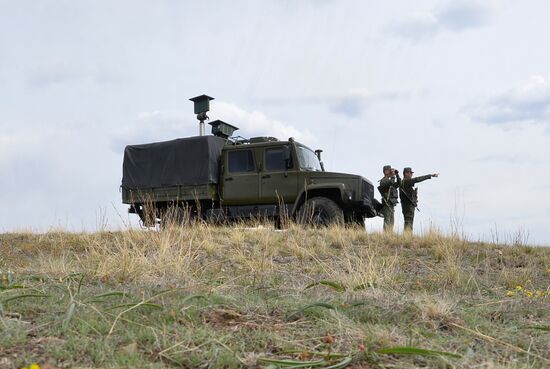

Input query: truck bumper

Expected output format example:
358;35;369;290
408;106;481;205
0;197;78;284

350;198;382;218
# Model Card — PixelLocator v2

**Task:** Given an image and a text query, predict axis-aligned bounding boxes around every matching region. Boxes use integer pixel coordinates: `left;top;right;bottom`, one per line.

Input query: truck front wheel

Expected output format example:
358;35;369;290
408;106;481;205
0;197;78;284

297;197;344;226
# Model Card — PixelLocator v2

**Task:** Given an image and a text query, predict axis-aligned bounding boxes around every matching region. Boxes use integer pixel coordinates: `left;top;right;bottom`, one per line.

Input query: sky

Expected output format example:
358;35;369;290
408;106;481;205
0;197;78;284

1;0;549;245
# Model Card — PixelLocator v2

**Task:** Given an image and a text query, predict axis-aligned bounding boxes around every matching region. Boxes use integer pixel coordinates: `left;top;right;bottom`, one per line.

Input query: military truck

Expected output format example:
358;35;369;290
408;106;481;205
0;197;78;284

121;95;380;227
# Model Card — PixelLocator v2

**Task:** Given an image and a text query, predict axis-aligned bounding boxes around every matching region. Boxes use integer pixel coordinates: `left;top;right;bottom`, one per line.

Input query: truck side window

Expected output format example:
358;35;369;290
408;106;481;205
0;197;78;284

265;147;291;171
228;150;255;173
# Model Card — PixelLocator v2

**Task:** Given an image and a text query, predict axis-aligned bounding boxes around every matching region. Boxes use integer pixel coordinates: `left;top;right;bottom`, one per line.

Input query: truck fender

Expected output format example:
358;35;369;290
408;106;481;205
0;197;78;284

290;183;347;215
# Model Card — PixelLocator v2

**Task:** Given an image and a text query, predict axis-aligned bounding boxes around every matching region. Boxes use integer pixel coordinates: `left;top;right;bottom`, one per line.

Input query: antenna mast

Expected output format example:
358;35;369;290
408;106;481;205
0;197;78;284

189;94;214;136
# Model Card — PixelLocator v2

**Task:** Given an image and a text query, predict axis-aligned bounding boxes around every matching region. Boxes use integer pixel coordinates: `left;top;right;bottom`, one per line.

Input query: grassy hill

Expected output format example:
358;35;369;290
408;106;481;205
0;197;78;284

1;225;549;368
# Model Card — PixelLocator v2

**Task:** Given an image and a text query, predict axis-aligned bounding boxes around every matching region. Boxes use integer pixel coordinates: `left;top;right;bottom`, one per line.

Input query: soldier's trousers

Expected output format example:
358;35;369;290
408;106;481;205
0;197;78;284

381;204;395;232
402;204;415;233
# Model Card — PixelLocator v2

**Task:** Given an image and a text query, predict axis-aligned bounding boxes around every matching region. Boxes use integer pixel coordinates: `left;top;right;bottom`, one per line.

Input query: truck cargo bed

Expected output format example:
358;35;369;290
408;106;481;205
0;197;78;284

122;183;217;204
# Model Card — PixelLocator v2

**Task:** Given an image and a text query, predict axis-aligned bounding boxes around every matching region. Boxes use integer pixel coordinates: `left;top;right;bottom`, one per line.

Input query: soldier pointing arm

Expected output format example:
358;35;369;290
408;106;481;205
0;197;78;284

399;167;438;234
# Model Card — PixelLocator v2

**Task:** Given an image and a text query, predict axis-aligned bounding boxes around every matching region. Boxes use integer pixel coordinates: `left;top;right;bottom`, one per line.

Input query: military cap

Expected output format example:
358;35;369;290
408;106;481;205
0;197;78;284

403;167;414;173
383;165;392;172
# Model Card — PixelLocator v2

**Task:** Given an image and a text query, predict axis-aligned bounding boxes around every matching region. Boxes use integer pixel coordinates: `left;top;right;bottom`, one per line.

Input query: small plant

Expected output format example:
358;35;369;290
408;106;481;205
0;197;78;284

20;364;40;369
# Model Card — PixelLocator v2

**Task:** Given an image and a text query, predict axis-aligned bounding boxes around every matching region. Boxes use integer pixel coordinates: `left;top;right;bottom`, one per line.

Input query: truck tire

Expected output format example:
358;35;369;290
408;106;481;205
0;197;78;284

140;204;158;228
297;197;344;226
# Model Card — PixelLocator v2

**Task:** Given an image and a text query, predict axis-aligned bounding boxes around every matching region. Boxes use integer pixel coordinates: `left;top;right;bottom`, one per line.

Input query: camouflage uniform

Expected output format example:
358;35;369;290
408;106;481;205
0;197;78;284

399;168;434;233
378;165;401;232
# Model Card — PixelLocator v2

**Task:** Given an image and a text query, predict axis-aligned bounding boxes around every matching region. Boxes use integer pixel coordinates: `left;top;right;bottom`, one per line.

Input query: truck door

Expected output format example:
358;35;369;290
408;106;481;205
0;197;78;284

222;148;259;205
259;145;298;204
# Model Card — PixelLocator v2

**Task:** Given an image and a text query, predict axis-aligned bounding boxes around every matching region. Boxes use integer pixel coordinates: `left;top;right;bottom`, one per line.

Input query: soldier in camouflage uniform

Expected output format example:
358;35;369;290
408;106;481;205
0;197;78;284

378;165;401;232
399;167;438;233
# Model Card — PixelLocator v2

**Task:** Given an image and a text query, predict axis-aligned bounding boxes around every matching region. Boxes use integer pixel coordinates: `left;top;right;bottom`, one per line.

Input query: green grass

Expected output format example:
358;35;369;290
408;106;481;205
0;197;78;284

0;225;549;368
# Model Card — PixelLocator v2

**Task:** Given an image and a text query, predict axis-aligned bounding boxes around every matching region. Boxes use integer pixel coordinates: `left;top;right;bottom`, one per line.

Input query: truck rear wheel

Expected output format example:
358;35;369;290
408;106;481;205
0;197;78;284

161;205;196;227
297;197;344;226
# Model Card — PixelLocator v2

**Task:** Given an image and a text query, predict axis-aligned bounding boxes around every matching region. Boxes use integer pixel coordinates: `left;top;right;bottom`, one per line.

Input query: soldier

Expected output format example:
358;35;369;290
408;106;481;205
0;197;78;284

378;165;401;232
399;167;438;233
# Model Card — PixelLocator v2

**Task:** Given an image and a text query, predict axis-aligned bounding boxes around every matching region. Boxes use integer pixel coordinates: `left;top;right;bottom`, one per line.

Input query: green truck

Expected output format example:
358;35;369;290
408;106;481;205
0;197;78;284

121;97;380;227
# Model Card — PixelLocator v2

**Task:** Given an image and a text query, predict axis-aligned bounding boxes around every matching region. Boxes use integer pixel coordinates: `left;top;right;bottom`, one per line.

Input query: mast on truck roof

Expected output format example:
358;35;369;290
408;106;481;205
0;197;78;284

189;94;243;141
189;94;214;136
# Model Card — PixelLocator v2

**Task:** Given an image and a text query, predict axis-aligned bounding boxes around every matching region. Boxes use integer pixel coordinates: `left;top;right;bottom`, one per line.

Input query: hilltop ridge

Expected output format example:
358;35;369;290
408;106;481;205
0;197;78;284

1;226;549;368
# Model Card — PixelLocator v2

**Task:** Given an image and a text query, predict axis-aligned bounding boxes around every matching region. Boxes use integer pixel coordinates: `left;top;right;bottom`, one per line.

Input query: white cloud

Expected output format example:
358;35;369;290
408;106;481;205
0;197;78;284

110;110;194;152
214;102;317;144
437;0;493;31
386;12;440;41
386;0;494;41
328;88;371;118
259;89;410;119
27;60;128;88
0;125;124;232
110;102;316;150
468;75;550;125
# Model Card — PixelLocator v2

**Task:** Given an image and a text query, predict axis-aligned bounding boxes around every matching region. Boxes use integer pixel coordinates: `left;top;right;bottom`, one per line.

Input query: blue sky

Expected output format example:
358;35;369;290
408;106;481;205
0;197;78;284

1;0;549;245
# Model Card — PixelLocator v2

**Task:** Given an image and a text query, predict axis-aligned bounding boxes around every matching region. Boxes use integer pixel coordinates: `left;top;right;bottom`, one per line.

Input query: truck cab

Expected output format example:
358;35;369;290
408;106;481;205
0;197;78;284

216;137;378;225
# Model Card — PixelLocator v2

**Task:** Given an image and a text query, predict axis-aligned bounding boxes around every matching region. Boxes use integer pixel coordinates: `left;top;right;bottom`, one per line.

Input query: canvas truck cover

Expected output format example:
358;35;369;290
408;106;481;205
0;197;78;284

122;136;227;189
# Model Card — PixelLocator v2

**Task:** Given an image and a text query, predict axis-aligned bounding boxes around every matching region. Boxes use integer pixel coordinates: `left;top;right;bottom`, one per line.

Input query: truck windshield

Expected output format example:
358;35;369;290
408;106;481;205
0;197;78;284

296;145;322;171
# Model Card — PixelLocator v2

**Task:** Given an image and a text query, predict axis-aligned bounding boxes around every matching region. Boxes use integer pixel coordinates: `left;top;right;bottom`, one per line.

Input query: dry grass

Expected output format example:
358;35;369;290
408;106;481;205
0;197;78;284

1;223;549;368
